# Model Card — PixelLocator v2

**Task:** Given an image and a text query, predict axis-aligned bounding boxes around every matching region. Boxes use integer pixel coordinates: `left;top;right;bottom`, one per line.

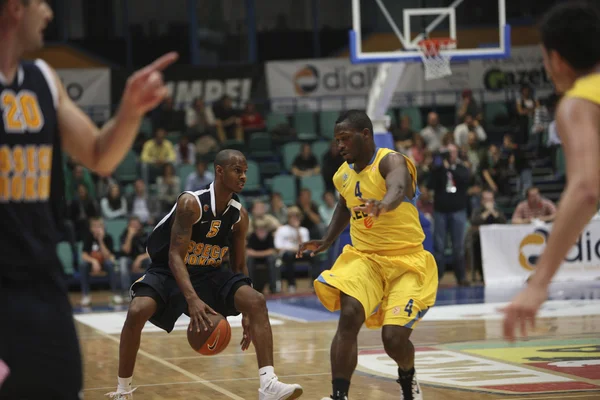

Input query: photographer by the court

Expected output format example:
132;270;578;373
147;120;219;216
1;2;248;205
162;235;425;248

428;144;471;286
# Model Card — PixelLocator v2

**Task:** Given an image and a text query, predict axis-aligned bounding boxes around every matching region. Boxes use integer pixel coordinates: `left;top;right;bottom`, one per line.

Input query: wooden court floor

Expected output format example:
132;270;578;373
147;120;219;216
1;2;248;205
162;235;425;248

75;291;600;400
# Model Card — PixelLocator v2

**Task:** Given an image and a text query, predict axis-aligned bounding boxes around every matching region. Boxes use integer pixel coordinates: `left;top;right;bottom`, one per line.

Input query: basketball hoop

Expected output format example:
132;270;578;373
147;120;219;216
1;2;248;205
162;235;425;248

417;38;456;81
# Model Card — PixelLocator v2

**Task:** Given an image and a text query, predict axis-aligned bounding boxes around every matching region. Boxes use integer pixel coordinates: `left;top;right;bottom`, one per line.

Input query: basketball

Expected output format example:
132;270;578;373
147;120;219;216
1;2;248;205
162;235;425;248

187;313;232;356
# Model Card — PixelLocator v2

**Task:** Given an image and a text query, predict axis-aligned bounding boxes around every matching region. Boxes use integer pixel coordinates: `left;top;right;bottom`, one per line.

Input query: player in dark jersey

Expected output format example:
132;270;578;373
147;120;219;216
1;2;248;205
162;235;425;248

0;1;177;399
108;150;303;400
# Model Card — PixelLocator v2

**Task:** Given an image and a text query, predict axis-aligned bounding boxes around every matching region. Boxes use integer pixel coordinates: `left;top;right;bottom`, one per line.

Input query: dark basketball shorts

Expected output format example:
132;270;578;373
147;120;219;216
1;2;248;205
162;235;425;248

0;273;83;400
130;265;253;333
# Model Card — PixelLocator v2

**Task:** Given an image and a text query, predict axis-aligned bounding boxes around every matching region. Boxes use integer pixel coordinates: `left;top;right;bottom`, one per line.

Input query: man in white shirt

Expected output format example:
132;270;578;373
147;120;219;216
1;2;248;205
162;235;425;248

274;207;319;293
454;114;487;147
420;112;449;152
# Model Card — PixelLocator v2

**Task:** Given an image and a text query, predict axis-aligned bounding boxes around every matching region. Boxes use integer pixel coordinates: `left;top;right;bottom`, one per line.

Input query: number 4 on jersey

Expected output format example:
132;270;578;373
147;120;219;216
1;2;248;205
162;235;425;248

404;299;414;317
354;181;362;198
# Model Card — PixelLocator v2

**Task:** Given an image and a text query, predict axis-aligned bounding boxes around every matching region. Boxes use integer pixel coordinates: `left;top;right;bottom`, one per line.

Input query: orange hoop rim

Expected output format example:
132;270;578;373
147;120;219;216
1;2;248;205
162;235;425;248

417;37;457;56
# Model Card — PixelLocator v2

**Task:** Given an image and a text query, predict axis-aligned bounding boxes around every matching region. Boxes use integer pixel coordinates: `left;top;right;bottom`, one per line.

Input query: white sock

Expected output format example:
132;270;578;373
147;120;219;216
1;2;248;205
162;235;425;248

259;366;275;388
117;376;133;393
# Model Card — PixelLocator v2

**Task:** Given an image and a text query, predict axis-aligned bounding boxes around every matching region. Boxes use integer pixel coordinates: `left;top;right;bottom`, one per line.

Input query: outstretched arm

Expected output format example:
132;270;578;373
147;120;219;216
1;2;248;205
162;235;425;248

54;52;178;176
231;208;250;276
529;98;600;287
168;193;200;301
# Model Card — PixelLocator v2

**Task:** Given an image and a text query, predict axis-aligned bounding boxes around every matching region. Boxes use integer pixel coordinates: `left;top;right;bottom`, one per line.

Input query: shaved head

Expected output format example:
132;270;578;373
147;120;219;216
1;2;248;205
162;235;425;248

214;149;246;169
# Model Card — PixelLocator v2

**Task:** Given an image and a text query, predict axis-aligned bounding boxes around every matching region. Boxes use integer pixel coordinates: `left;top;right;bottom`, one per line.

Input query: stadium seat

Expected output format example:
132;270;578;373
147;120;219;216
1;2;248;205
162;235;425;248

400;107;422;131
484;102;509;126
177;164;196;191
104;218;128;249
166;132;180;145
301;175;325;205
266;112;288;132
281;142;303;171
270;175;296;205
319;110;339;139
249;132;273;158
243;160;261;192
311;141;330;162
140;117;153;138
294;111;317;135
114;151;138;183
57;241;78;275
222;139;245;152
259;160;282;178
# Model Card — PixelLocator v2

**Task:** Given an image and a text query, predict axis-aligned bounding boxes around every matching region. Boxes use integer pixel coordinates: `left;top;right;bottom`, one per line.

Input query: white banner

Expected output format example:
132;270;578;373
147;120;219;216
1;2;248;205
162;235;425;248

56;68;111;123
265;46;555;112
480;219;600;286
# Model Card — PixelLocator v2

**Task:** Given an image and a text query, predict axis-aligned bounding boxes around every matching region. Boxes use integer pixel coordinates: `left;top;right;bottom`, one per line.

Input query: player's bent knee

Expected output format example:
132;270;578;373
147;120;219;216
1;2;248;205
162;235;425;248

126;296;157;328
381;325;411;350
338;294;366;332
234;285;266;314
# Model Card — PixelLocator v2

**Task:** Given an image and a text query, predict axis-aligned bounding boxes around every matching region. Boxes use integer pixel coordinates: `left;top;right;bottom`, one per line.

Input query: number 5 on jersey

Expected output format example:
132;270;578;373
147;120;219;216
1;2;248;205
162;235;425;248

206;220;221;238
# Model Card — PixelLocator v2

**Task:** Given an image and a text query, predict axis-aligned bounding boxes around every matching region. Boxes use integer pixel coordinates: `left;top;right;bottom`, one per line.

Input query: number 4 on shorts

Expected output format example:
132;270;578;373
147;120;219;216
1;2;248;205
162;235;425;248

404;299;414;317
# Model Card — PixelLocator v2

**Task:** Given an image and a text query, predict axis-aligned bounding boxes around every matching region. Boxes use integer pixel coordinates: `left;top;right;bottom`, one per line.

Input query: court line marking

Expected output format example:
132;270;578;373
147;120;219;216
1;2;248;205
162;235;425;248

265;311;308;323
94;330;244;400
84;372;330;392
496;394;600;400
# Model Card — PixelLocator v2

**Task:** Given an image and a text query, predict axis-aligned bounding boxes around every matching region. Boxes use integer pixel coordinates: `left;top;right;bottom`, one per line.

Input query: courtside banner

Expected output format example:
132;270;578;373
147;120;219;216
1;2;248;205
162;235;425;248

480;220;600;286
56;68;111;123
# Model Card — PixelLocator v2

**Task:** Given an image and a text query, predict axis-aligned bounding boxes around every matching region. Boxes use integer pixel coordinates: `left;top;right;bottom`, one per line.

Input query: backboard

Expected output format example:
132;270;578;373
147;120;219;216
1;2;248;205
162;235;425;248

350;0;510;64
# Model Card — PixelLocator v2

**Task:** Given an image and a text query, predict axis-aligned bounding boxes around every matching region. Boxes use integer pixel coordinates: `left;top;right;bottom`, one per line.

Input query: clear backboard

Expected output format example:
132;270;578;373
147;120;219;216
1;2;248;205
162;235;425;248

350;0;510;64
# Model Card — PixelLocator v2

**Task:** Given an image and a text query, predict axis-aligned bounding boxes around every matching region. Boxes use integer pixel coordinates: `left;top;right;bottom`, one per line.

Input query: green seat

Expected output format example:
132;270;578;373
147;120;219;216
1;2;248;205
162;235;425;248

222;139;245;152
114;151;138;183
387;109;398;127
311;141;330;162
556;146;566;176
140;117;153;138
270;175;297;206
249;132;273;157
484;102;509;126
104;218;128;248
266;113;288;131
319;111;339;139
259;160;282;177
293;111;316;135
281;142;303;171
400;107;422;131
243;160;261;192
297;132;318;141
301;175;325;205
177;164;196;191
166;132;181;145
57;241;77;275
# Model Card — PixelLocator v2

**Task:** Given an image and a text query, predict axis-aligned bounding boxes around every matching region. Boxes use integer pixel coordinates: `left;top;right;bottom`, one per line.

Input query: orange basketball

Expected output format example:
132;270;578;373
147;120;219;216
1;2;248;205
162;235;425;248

187;313;231;356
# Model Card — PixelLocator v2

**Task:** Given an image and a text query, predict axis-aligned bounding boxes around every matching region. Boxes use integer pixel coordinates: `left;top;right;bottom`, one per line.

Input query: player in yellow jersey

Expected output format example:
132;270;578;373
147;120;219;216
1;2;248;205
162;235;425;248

298;110;437;400
503;1;600;341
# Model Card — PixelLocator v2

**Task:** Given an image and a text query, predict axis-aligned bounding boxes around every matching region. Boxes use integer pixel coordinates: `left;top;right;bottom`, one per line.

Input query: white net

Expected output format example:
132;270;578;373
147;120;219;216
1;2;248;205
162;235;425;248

418;39;456;81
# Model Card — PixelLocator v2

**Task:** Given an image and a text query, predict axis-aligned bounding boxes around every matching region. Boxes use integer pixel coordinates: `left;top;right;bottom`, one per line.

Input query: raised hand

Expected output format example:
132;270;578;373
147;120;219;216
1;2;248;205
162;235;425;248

296;239;331;258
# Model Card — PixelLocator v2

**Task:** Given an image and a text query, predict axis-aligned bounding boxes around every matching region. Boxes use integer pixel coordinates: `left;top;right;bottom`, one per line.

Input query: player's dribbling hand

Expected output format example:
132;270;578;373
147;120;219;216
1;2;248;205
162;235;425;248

501;281;548;342
120;52;179;118
240;313;252;351
187;296;218;333
296;240;331;258
354;198;389;218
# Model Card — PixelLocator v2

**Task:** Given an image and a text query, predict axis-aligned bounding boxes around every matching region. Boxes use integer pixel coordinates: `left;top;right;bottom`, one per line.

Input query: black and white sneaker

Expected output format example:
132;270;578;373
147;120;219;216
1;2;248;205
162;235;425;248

397;369;423;400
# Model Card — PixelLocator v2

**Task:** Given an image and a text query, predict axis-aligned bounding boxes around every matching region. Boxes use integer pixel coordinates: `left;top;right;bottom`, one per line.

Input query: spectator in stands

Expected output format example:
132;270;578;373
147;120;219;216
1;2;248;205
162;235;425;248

185;159;214;191
248;200;281;236
67;164;96;202
409;133;426;165
416;150;434;187
291;143;320;178
269;192;288;225
515;84;538;145
457;89;482;122
417;184;434;223
119;216;151;293
420;111;449;152
213;95;243;142
127;179;158;226
246;219;278;294
319;191;336;225
532;94;556;151
152;96;185;133
470;190;507;281
321;140;344;193
185;97;215;138
392;115;414;152
297;188;322;238
70;183;99;241
463;131;485;175
140;127;176;184
156;163;181;215
428;143;470;286
512;187;557;224
175;135;196;166
240;102;266;135
80;216;121;307
274;206;318;293
480;144;510;196
502;133;531;196
454;114;487;148
100;183;128;220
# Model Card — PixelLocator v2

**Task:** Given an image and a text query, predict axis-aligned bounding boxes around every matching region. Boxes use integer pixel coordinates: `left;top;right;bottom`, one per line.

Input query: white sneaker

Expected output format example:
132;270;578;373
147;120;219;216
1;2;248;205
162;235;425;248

398;372;423;400
81;295;91;307
105;388;136;399
258;377;303;400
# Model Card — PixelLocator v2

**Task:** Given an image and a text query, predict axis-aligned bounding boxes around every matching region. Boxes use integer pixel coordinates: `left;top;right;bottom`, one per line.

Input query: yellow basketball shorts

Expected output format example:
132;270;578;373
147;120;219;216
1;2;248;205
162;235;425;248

314;245;438;329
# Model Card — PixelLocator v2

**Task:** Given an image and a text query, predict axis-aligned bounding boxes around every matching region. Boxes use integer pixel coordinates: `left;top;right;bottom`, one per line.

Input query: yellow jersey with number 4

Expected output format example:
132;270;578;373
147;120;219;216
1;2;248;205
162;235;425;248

564;73;600;105
333;147;424;255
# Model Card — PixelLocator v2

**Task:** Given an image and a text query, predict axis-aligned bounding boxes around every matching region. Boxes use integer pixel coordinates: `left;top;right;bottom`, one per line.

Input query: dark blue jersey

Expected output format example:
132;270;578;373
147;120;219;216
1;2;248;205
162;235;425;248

0;60;66;279
146;182;242;276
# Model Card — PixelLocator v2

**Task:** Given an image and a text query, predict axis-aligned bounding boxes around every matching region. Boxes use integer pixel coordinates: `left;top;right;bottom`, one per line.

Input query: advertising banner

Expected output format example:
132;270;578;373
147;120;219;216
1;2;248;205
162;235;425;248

56;68;111;124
